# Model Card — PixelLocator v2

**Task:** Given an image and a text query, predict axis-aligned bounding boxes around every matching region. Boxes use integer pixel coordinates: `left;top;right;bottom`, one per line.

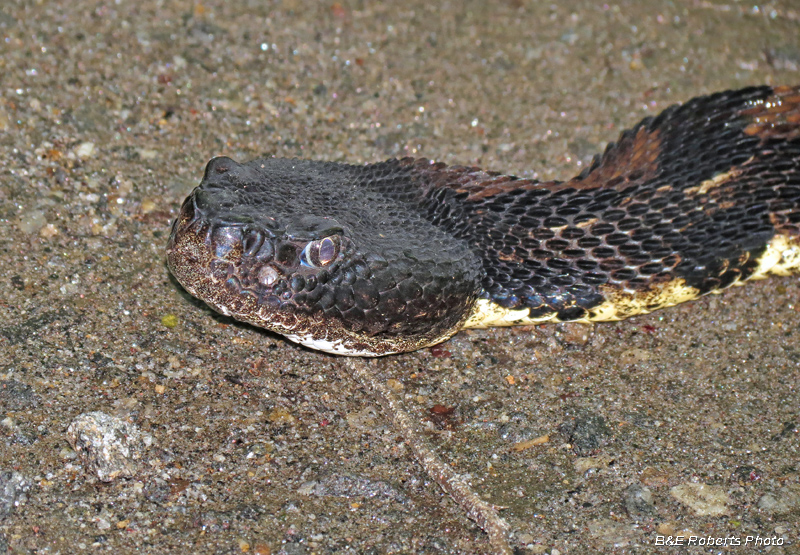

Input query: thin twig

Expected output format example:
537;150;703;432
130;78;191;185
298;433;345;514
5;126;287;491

347;359;515;555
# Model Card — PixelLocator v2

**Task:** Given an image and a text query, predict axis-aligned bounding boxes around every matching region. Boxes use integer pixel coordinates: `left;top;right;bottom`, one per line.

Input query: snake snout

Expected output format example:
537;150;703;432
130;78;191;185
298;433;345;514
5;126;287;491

202;156;239;181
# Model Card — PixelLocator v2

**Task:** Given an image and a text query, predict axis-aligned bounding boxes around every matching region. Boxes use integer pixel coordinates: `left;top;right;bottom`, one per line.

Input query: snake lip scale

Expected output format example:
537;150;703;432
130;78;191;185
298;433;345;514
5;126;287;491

167;85;800;356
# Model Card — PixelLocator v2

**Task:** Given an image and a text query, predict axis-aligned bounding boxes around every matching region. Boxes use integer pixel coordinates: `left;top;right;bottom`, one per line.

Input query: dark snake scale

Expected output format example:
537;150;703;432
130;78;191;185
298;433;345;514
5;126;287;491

167;85;800;355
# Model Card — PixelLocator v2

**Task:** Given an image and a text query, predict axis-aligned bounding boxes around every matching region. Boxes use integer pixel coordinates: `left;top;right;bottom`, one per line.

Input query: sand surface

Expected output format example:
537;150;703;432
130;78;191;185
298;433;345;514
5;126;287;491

0;1;798;553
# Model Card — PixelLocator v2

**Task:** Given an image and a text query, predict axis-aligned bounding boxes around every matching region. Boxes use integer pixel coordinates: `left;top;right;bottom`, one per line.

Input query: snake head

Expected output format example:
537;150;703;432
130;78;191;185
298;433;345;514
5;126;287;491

167;156;482;355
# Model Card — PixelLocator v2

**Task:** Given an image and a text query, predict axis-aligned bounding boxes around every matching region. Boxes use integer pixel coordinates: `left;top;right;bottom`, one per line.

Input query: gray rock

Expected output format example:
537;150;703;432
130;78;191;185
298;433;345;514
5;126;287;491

299;473;408;503
0;471;31;518
279;542;308;555
623;483;655;517
757;487;800;515
559;410;612;455
66;411;153;482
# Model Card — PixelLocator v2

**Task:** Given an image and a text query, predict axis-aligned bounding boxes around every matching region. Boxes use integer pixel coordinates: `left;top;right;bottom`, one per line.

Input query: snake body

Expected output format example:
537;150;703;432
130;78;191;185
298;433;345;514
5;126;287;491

167;85;800;356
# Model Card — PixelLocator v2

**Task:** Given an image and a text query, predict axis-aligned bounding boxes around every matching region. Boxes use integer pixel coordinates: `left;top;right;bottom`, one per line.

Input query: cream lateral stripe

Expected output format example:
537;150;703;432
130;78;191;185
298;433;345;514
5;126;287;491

463;300;557;329
462;233;800;330
750;233;800;278
589;278;701;321
462;277;704;329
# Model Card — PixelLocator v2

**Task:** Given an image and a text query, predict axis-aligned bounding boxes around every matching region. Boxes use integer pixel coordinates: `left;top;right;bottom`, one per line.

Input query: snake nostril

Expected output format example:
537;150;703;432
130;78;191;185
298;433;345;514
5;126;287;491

254;240;274;261
242;229;265;257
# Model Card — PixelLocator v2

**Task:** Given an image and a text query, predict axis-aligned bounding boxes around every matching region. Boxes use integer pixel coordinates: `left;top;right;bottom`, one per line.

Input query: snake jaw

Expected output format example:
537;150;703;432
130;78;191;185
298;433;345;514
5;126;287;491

167;211;466;355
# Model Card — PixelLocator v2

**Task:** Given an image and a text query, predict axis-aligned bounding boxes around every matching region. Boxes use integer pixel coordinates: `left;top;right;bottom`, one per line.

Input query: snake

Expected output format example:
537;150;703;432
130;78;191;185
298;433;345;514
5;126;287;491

167;85;800;356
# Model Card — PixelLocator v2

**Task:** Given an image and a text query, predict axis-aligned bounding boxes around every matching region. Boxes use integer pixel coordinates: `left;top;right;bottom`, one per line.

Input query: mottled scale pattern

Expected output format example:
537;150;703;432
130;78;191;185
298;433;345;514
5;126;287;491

405;85;800;323
167;85;800;355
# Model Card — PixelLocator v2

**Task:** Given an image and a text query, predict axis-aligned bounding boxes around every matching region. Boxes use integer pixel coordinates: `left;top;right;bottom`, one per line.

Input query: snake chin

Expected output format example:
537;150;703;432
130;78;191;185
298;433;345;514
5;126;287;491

283;331;424;357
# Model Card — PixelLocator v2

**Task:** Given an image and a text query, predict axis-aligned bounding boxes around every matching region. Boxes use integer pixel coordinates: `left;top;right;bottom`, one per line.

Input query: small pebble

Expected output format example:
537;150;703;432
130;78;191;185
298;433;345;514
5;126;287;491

39;223;58;237
267;408;295;424
573;454;614;473
511;434;549;452
386;378;404;391
136;148;158;160
345;406;379;429
74;141;96;158
656;522;675;535
15;209;47;234
140;199;157;213
669;483;730;516
59;446;79;460
618;347;651;365
161;314;178;328
246;443;273;458
517;533;535;545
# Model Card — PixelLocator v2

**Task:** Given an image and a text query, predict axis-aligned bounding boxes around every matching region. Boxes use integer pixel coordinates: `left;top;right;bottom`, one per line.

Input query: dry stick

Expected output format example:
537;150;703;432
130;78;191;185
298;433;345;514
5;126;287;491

347;359;515;555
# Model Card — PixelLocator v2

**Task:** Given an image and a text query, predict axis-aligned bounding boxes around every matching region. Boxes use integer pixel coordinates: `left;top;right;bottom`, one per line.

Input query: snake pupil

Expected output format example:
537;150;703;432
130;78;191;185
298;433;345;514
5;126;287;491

318;237;337;264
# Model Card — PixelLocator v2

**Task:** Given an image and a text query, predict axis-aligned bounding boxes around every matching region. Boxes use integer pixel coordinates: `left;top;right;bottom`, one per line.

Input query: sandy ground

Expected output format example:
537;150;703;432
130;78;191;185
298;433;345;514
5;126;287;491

0;1;798;553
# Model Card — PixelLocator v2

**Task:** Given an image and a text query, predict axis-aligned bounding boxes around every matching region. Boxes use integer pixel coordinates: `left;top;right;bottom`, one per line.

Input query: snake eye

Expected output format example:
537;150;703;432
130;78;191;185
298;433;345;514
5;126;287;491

300;236;340;268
